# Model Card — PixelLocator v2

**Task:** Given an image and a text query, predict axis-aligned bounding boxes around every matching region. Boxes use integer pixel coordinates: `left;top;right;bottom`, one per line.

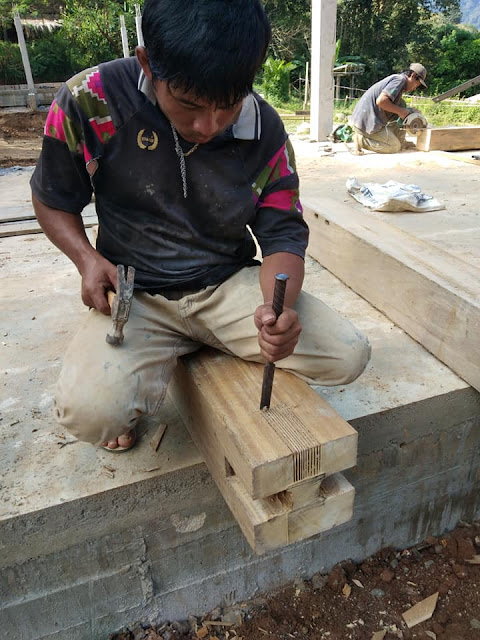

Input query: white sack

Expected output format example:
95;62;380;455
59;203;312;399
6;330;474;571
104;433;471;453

346;177;445;212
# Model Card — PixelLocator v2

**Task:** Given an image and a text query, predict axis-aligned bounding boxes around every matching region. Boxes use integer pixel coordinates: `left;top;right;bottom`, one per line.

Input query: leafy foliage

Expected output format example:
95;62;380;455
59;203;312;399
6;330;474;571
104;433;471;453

262;56;297;103
1;0;478;107
28;30;77;81
60;0;137;70
0;40;24;84
263;0;310;61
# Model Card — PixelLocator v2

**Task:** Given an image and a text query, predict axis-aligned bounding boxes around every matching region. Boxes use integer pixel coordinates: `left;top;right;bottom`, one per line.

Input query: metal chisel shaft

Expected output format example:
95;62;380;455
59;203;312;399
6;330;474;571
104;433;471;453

259;273;289;410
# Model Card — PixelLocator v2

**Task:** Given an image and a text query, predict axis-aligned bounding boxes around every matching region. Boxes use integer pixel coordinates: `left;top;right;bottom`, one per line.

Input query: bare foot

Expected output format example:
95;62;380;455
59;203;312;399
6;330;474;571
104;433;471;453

101;429;136;451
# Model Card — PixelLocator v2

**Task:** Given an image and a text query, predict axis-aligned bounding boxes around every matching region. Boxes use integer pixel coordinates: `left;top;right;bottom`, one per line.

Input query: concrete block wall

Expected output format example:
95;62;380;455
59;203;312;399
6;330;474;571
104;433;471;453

0;84;60;108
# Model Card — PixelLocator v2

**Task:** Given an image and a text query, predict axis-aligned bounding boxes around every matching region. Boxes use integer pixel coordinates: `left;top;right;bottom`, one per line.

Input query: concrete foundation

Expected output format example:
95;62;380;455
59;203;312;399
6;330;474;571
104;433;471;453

1;153;479;639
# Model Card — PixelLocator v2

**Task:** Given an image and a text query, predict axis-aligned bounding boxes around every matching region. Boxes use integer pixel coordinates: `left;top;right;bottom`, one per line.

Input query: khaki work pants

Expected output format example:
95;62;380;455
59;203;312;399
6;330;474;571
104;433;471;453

55;265;371;444
352;99;407;154
353;122;406;154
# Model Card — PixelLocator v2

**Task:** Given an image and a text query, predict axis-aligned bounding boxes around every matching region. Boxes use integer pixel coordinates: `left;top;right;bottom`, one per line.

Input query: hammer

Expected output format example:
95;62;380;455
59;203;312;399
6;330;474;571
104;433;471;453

106;264;135;346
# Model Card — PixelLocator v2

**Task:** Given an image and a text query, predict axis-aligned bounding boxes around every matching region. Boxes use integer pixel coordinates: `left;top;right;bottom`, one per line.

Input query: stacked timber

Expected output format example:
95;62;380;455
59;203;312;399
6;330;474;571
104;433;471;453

169;348;357;555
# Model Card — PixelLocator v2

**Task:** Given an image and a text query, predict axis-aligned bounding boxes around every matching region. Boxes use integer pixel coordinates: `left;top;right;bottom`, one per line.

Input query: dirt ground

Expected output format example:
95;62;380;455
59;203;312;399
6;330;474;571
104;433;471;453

2;109;480;640
0;109;45;167
107;523;480;640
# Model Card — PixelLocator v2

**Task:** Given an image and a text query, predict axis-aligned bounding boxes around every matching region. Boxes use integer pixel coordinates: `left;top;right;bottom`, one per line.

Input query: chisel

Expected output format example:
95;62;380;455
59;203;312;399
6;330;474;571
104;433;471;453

259;273;289;410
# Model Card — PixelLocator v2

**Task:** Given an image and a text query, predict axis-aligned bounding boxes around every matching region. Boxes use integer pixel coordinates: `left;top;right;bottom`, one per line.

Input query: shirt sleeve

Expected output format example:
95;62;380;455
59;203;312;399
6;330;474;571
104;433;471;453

250;137;309;259
30;85;94;215
381;75;406;103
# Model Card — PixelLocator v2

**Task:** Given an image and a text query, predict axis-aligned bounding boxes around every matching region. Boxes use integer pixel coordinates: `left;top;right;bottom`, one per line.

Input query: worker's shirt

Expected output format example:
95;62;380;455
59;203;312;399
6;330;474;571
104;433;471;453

30;57;307;291
350;73;407;135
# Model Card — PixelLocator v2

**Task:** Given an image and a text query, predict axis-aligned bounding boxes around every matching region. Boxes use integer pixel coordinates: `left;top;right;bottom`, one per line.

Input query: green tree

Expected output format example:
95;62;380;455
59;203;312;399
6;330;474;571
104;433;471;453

430;24;480;94
60;1;137;70
263;0;310;61
337;0;462;88
262;56;297;103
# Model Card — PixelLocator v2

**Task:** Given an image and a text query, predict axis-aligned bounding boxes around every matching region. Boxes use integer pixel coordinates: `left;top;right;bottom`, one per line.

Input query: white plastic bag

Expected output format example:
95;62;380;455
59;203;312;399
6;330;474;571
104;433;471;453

346;177;445;212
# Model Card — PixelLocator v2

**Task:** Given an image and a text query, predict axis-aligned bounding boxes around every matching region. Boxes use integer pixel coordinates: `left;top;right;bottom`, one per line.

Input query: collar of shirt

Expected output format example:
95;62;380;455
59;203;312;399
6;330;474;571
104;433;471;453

137;70;261;141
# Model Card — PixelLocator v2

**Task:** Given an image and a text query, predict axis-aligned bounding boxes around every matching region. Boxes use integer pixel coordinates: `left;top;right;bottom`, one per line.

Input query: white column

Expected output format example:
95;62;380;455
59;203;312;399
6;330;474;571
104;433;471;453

14;12;36;109
135;4;144;47
120;15;130;58
310;0;337;141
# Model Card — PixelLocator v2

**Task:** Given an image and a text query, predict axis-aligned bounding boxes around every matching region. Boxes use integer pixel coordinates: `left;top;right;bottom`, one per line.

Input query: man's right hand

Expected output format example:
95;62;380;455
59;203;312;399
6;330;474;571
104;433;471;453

32;195;118;315
80;252;118;315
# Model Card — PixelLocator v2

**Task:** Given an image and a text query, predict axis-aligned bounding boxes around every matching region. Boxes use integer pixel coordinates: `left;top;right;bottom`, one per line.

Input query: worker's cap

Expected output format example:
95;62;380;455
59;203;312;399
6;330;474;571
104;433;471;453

409;63;427;88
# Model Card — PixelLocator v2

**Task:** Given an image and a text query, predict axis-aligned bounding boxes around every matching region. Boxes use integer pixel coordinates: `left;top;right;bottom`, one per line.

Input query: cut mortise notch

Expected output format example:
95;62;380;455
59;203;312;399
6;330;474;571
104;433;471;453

225;458;236;477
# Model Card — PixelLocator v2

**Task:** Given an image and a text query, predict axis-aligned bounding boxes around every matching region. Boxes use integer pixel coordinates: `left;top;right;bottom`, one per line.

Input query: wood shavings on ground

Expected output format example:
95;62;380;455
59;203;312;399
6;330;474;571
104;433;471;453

402;592;439;628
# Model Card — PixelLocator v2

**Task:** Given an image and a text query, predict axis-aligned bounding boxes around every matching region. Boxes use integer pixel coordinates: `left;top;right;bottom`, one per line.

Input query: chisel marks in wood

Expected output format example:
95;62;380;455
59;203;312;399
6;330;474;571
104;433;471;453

261;404;322;482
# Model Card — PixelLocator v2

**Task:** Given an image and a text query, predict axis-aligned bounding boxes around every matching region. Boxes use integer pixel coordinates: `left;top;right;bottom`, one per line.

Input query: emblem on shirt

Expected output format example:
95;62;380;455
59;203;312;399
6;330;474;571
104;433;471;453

137;129;159;151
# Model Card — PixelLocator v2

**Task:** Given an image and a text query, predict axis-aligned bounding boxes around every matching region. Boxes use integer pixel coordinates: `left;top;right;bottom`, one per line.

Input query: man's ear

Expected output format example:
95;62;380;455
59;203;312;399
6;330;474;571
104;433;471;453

136;46;152;80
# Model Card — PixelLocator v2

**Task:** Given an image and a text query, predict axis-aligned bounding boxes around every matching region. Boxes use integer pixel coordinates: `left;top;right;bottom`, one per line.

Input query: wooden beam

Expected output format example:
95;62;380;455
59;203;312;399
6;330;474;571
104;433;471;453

288;474;354;543
169;361;353;554
170;349;357;500
416;127;480;152
0;212;98;238
303;198;480;392
432;75;480;103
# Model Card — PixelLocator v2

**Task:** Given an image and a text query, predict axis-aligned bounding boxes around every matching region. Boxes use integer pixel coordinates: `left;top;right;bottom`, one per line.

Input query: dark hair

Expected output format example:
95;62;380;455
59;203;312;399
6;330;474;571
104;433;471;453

142;0;271;107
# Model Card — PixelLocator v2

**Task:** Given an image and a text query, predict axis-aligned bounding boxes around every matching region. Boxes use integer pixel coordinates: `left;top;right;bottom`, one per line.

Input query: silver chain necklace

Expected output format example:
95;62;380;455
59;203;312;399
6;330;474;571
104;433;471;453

170;123;200;198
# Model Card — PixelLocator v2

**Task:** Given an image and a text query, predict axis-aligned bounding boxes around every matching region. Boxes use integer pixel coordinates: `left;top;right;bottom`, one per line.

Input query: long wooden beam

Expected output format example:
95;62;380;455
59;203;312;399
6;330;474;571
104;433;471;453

304;198;480;392
432;75;480;103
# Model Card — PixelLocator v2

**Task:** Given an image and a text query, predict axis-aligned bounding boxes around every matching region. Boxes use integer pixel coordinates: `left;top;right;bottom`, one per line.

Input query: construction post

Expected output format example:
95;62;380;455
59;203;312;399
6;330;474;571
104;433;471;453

135;4;144;47
120;15;130;58
13;11;37;110
303;61;310;111
310;0;337;141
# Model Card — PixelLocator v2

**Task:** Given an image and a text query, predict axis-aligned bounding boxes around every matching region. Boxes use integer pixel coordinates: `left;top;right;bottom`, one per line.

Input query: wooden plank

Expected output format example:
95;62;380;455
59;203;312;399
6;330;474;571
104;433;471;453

304;197;480;392
169;365;353;553
0;212;98;237
0;205;36;223
417;126;480;152
432;74;480;102
0;202;96;225
171;349;357;500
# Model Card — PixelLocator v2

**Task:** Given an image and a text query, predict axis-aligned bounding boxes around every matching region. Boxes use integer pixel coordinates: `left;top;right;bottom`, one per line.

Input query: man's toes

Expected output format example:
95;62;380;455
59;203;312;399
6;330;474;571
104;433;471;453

117;432;135;448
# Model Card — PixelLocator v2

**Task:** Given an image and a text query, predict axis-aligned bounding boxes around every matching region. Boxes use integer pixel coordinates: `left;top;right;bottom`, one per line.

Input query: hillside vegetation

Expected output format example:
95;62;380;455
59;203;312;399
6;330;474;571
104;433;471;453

461;0;480;29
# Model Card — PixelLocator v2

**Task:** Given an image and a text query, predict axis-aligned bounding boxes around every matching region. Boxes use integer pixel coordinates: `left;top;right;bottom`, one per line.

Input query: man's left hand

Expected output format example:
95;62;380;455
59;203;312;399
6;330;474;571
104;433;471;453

254;304;302;362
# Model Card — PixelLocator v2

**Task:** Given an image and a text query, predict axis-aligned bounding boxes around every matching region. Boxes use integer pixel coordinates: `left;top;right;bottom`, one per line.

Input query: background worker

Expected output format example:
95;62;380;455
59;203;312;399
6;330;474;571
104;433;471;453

350;63;427;154
31;0;370;452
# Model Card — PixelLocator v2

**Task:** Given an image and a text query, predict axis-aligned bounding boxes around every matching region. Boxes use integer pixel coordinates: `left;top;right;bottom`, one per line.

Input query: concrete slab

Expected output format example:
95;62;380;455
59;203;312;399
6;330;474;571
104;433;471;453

0;228;468;520
0;232;201;521
1;155;479;639
293;141;480;267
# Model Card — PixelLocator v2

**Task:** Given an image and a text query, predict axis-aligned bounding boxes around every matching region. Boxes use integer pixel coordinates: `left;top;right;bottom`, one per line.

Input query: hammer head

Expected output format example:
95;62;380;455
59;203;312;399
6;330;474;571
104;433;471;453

106;264;135;346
